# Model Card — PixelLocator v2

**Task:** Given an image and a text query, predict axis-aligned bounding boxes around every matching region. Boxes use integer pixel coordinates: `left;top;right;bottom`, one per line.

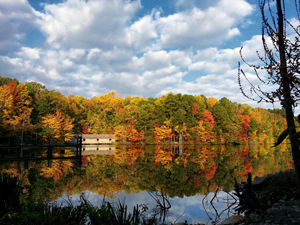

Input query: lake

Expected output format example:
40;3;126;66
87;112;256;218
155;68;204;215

0;144;293;224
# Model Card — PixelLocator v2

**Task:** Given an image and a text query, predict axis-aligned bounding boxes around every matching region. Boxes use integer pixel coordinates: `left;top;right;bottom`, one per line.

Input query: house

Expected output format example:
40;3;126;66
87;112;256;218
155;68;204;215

73;134;115;145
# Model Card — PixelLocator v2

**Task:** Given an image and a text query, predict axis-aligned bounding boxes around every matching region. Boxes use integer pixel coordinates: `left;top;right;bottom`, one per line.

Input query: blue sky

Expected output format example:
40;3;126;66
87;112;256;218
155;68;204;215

0;0;299;112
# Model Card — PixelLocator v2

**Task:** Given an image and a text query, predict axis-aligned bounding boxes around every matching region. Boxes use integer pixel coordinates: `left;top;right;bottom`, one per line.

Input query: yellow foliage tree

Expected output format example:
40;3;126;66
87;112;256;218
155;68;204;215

114;124;126;142
154;120;172;142
0;82;33;141
195;95;206;108
41;110;74;143
206;97;218;109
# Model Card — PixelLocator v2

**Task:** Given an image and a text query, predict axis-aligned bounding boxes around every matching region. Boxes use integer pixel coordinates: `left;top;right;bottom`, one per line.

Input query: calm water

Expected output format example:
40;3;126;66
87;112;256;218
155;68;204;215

0;144;293;224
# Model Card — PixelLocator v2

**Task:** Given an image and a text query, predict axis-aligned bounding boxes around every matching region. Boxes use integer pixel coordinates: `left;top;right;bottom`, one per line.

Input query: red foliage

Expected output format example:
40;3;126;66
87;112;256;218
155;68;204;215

126;154;133;164
117;174;123;183
8;80;20;102
81;155;88;165
81;124;88;134
117;107;123;116
240;115;250;142
108;124;114;134
108;156;114;165
131;148;142;158
202;161;217;180
130;132;142;142
126;125;133;136
194;176;201;188
192;103;199;116
241;147;252;174
200;109;215;128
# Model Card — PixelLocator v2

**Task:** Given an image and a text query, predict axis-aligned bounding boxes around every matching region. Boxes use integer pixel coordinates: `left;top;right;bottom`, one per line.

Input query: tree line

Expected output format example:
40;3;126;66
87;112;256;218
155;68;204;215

0;75;287;145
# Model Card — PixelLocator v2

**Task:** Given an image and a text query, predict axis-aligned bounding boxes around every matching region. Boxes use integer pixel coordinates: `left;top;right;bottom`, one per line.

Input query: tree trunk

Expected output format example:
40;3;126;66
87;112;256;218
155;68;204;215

21;121;24;145
179;145;183;156
179;132;183;145
277;0;300;194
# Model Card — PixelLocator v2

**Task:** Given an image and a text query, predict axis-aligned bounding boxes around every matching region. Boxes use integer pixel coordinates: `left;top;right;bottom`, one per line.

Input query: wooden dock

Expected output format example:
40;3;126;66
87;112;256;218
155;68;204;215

0;136;83;167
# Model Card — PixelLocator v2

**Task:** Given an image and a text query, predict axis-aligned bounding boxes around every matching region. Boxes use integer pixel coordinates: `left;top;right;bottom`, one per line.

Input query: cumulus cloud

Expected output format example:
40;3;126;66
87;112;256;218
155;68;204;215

2;0;291;112
40;0;142;49
38;0;253;51
0;0;43;54
152;0;253;50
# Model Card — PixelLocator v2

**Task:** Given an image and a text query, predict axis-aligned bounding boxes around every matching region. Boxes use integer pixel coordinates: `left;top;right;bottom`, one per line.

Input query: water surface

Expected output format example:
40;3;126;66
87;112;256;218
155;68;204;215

0;144;293;224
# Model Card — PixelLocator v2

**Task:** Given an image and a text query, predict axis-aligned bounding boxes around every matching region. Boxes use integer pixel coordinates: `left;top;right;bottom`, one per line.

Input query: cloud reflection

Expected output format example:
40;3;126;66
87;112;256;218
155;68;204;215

57;190;237;224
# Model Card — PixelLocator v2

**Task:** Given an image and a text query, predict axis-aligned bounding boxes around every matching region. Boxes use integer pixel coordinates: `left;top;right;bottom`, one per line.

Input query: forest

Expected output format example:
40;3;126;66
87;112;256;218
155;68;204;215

0;75;287;145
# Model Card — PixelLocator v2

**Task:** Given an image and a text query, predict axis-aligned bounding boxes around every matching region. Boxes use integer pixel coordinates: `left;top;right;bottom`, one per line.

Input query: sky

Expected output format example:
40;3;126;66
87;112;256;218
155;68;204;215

0;0;299;112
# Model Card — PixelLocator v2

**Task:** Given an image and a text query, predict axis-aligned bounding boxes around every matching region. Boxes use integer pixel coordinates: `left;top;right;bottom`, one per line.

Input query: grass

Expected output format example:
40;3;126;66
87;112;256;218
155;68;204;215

82;196;148;225
0;174;159;225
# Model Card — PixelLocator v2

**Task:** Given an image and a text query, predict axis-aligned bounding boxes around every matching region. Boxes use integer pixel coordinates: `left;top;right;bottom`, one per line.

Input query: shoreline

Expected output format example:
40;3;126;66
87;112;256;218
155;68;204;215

225;169;300;225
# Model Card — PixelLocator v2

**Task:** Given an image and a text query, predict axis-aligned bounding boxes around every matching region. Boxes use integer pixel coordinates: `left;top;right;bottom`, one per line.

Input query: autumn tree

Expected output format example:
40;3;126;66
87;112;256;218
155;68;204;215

40;110;74;143
206;97;218;109
238;0;300;193
192;109;216;143
0;84;13;138
0;81;33;143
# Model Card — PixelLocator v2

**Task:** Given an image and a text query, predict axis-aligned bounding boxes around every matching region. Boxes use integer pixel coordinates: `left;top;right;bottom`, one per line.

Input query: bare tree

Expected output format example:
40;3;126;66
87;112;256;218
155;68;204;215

238;0;300;194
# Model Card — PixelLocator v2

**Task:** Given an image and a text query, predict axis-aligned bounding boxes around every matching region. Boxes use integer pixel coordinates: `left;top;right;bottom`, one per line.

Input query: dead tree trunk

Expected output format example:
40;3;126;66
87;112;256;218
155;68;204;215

277;0;300;195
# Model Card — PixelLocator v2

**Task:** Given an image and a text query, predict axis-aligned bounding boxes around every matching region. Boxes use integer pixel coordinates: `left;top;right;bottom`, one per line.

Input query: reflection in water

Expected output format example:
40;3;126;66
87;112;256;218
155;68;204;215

202;189;238;225
0;144;293;223
81;145;115;155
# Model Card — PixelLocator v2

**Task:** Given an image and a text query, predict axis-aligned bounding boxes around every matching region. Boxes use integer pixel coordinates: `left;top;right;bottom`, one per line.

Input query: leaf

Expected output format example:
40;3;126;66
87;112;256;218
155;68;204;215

273;126;295;147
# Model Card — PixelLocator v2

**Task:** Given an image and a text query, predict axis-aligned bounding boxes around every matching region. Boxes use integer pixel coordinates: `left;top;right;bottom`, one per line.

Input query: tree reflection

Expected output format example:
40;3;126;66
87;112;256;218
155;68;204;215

0;144;293;203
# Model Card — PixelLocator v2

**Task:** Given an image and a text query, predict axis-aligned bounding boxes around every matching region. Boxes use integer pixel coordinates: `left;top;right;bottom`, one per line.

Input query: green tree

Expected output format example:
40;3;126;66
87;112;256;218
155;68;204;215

0;75;19;86
25;81;46;124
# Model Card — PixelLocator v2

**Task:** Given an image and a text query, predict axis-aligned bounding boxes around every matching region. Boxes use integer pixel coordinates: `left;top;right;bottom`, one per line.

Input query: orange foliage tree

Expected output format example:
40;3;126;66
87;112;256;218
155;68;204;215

192;110;216;143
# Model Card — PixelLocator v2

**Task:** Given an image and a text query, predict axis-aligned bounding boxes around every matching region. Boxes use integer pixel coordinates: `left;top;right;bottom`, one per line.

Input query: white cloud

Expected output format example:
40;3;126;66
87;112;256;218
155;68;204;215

38;0;253;52
189;61;230;74
0;0;43;54
141;50;171;70
151;0;253;50
125;13;158;49
16;47;40;59
2;0;292;113
41;0;142;49
48;68;63;80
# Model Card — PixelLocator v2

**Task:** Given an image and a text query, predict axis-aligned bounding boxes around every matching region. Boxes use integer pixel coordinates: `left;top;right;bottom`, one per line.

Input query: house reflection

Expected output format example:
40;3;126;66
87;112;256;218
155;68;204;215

82;145;115;155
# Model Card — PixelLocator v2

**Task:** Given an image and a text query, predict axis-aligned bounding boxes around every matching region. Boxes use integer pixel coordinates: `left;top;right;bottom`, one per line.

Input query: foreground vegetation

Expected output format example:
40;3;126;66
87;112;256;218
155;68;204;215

0;76;287;145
